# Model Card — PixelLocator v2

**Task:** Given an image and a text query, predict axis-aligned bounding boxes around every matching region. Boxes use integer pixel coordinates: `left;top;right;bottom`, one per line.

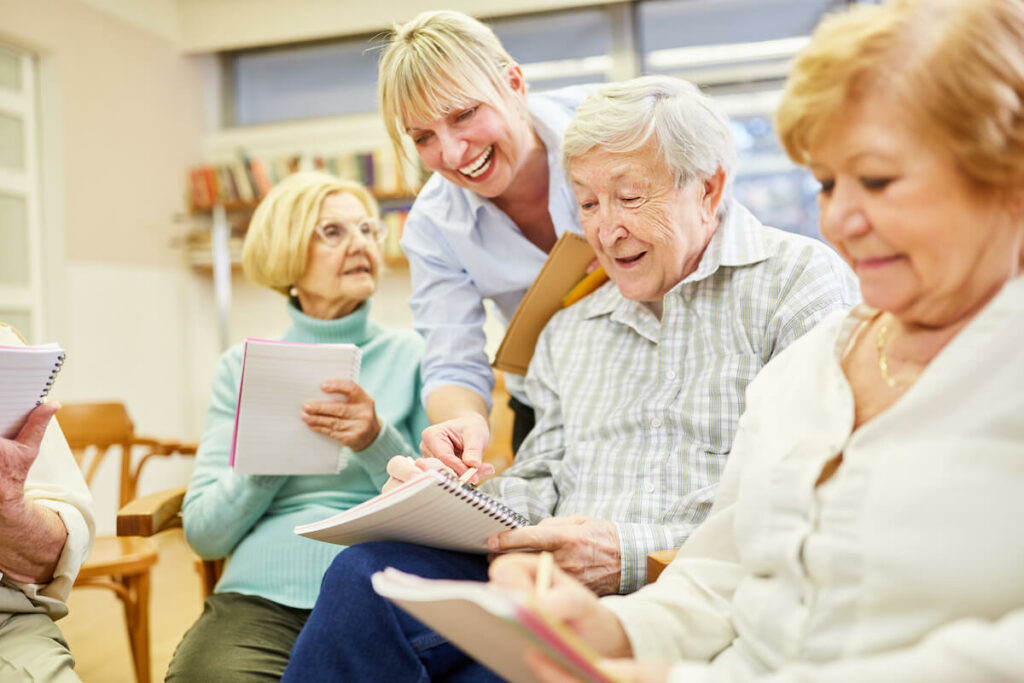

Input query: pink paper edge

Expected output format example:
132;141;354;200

229;340;250;467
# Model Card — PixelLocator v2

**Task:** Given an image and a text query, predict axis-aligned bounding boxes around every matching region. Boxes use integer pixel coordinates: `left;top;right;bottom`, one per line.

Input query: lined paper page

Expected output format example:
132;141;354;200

0;344;65;439
231;339;361;475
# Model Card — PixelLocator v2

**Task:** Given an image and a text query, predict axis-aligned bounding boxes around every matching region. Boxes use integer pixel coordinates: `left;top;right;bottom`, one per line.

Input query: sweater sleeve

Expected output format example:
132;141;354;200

182;347;287;560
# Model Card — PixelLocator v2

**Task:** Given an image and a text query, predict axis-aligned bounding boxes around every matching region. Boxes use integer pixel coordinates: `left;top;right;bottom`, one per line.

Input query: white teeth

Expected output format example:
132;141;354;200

459;146;493;178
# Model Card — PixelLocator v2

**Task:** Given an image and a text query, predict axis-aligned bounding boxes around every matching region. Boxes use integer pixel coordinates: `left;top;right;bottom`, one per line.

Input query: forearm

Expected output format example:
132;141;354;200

426;385;489;425
0;496;67;583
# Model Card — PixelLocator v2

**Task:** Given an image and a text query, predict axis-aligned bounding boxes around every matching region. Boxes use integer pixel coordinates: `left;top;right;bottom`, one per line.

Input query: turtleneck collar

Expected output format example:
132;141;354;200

280;298;380;346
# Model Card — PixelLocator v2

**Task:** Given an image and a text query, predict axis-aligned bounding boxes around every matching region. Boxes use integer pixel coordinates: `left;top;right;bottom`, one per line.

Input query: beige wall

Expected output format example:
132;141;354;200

1;0;206;531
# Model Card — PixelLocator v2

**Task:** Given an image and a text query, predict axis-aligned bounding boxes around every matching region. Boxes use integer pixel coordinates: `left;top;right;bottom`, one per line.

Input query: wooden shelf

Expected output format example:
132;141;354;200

188;190;418;216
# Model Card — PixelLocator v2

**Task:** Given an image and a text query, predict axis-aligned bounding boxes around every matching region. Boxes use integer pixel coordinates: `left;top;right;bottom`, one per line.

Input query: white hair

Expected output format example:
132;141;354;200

563;75;737;193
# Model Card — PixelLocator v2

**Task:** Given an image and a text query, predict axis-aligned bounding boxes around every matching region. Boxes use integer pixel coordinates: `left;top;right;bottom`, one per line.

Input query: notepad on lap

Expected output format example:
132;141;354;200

371;568;619;683
230;338;361;475
294;469;530;552
0;343;66;439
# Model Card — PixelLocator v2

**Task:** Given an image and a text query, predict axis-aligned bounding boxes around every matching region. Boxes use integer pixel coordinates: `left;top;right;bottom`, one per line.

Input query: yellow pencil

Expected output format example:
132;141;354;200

562;267;609;307
535;551;554;602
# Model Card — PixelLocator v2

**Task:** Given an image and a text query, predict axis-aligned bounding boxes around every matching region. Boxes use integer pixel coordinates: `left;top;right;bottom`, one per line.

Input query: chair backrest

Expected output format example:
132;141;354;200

57;402;138;508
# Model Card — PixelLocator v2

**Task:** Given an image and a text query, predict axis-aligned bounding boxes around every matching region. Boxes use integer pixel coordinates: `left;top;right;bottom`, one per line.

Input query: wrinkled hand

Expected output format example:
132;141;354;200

0;403;58;506
381;455;454;493
419;413;494;484
303;379;381;451
489;553;634;666
488;515;621;595
526;651;671;683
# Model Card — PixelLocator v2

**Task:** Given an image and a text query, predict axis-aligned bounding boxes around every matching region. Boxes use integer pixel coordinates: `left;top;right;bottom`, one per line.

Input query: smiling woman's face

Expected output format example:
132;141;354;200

293;192;380;320
404;66;535;201
809;90;1024;327
570;139;723;304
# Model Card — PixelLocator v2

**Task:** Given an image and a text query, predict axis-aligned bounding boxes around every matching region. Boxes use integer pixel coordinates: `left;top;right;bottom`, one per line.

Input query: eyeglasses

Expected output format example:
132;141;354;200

313;217;386;247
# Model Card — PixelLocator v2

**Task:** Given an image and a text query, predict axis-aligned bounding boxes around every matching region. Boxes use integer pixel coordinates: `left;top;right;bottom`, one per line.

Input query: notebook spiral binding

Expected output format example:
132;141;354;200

436;471;531;528
36;351;66;406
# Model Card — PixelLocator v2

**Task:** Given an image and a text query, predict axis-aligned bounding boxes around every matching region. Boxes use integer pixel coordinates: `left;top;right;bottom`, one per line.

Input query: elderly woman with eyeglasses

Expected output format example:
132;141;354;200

165;171;429;681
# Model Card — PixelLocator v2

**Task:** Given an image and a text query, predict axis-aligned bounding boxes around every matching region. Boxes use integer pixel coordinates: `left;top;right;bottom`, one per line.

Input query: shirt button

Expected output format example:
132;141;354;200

665;370;677;380
644;482;655;493
651;417;662;428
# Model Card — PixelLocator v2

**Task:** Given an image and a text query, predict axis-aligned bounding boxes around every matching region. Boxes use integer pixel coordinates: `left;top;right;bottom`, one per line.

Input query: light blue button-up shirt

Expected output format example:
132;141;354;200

400;84;597;408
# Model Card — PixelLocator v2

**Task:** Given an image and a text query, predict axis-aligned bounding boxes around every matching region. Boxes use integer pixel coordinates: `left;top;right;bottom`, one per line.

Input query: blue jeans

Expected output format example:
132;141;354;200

282;541;505;682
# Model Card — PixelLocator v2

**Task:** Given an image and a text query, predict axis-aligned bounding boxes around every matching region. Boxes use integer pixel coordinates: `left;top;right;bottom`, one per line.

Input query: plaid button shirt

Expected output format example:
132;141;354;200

482;202;860;592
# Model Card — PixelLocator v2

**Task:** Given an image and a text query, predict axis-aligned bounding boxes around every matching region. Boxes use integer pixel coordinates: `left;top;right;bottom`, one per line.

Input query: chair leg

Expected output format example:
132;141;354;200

120;572;152;683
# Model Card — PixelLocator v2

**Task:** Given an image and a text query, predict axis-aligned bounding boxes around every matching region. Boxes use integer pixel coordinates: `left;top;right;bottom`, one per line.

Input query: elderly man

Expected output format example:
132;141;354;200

0;323;95;681
282;76;859;682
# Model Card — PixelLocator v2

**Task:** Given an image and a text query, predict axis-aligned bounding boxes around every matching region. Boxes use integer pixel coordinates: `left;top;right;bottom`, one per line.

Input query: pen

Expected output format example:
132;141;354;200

458;467;478;487
562;267;609;307
535;551;554;602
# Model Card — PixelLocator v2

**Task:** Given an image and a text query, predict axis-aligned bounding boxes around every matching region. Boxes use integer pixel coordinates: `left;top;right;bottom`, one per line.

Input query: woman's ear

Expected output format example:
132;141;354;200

506;62;527;96
700;167;727;222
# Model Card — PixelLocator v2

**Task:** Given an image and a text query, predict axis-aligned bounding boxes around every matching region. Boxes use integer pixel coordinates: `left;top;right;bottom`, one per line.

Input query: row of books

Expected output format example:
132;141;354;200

187;149;425;212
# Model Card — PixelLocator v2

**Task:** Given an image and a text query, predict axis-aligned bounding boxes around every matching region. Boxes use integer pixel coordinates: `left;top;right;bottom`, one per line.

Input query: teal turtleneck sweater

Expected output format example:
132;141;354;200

182;299;430;609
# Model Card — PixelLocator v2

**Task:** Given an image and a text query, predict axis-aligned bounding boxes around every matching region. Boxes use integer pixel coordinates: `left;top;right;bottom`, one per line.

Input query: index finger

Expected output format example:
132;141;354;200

487;525;560;553
320;378;359;395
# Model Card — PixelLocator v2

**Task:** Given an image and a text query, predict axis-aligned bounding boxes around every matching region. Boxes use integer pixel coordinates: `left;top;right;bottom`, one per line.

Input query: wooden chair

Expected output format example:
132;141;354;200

56;402;197;683
117;487;224;598
647;548;680;583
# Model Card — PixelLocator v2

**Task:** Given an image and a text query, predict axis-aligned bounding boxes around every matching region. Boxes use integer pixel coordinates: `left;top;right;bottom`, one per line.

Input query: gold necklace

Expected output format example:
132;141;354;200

876;315;906;388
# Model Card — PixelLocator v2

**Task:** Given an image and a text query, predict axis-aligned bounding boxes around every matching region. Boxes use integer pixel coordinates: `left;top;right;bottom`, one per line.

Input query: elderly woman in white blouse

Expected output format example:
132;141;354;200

488;0;1024;681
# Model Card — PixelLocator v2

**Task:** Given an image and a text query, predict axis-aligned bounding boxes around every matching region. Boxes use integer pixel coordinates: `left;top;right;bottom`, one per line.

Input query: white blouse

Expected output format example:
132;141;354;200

603;276;1024;682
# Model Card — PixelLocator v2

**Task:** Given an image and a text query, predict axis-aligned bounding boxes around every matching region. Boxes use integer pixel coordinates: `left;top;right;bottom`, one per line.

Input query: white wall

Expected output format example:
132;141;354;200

1;0;206;532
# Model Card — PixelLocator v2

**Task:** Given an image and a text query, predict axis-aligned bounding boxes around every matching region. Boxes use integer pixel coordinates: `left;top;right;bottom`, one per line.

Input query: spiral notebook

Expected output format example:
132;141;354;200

230;338;362;475
372;568;619;683
294;469;530;553
0;343;66;439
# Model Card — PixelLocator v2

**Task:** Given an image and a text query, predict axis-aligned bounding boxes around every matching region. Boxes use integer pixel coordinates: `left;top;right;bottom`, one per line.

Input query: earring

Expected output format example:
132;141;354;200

289;286;299;297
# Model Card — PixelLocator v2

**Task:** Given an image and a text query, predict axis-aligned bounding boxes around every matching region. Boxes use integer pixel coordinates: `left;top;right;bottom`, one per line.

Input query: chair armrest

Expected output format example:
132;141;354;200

117;486;186;537
646;548;680;584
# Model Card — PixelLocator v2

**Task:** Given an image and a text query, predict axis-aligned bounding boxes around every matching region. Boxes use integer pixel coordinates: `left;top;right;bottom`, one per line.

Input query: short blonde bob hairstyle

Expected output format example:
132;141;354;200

563;75;736;194
241;171;379;296
377;10;520;165
776;0;1024;193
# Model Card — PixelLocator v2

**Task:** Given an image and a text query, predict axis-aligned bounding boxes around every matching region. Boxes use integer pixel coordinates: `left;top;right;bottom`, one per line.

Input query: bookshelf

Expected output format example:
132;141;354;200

184;148;424;270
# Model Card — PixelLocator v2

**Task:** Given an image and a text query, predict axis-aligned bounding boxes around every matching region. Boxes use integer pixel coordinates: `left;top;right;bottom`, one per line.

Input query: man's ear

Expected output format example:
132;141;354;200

700;167;727;222
506;62;527;96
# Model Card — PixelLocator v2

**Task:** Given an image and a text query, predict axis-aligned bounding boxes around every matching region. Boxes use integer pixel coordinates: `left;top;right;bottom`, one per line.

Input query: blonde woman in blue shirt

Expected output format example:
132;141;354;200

378;10;596;472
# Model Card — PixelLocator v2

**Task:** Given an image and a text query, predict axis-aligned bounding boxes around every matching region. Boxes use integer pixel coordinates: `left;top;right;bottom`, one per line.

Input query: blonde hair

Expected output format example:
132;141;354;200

377;10;520;166
241;171;379;296
776;0;1024;192
563;75;736;192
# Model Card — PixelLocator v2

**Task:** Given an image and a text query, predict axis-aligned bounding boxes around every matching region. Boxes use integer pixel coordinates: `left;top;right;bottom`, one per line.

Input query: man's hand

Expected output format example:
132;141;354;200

488;515;621;595
419;413;494;483
303;379;381;452
0;402;68;584
0;402;58;506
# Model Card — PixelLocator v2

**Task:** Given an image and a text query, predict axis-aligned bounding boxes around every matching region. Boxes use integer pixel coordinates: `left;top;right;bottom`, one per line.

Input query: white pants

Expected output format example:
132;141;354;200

0;612;79;682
